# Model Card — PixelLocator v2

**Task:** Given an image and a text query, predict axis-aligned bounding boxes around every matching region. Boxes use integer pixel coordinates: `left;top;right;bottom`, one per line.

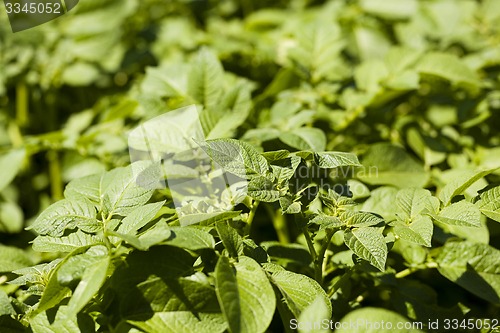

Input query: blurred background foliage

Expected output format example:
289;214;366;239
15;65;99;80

1;0;500;291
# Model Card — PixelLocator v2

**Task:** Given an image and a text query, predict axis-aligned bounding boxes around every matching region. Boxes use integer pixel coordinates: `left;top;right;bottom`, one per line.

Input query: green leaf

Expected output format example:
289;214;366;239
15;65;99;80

32;230;102;252
0;201;24;234
393;216;433;247
438;168;497;205
102;161;160;216
432;201;481;227
178;211;242;226
360;0;418;20
362;186;399;222
313;152;361;169
416;52;480;86
396;188;439;220
231;256;276;333
310;214;344;229
67;252;109;315
296;296;331;333
248;176;280;202
164;226;215;251
344;228;387;271
0;289;15;316
129;312;227;333
206;83;253;140
476;185;500;222
119;274;221;319
216;222;243;258
0;245;33;272
28;198;97;237
117;201;165;234
280;128;326;151
336;307;424;332
344;211;384;228
200;138;269;178
436;240;500;304
64;173;103;204
358;144;429;188
187;48;224;111
267;268;331;318
0;149;25;192
30;305;95;333
215;256;241;333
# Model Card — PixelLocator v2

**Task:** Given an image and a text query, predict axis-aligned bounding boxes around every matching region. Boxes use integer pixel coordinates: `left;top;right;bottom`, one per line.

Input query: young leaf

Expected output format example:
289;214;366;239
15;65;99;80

64;173;103;204
0;149;25;192
358;143;429;188
313;152;361;169
436;240;500;304
0;245;34;272
230;256;276;333
0;289;15;316
416;52;480;86
200;138;269;178
30;305;96;333
32;231;102;253
344;227;387;271
117;201;165;234
280;128;326;152
215;256;240;333
393;216;433;247
475;185;500;222
396;188;438;220
297;296;331;333
432;201;481;227
216;222;243;258
187;48;224;111
67;252;109;315
310;214;345;229
164;226;215;251
129;312;227;333
28;198;97;237
102;161;160;216
438;168;497;205
267;268;331;319
344;211;384;228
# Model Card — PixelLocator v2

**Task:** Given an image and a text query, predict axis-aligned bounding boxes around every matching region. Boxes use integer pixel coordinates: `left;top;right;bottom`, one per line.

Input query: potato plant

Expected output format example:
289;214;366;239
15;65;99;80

1;0;500;332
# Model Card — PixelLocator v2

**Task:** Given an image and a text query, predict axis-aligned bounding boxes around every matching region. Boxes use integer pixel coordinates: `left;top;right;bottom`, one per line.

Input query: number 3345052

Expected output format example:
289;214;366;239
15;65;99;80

5;2;62;14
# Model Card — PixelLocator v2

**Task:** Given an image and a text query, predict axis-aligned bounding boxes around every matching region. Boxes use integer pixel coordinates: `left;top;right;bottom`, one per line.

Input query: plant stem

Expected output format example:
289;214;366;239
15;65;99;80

395;267;414;278
312;228;335;286
395;262;438;278
16;82;28;127
265;204;289;243
302;226;317;262
47;150;63;201
246;200;260;236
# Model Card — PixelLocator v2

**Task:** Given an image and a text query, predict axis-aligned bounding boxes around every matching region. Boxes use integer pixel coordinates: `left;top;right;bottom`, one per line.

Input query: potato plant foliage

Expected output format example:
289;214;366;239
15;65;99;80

1;0;500;332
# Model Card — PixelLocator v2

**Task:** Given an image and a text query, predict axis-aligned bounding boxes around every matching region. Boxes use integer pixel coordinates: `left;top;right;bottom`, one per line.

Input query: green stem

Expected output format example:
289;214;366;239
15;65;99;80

47;150;63;201
395;267;414;279
302;226;318;263
265;204;289;243
314;229;335;285
395;262;438;278
246;200;260;236
16;82;28;127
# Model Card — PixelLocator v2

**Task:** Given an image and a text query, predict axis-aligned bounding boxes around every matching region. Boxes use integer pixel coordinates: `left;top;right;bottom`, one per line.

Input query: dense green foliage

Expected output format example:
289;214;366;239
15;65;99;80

1;0;500;332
